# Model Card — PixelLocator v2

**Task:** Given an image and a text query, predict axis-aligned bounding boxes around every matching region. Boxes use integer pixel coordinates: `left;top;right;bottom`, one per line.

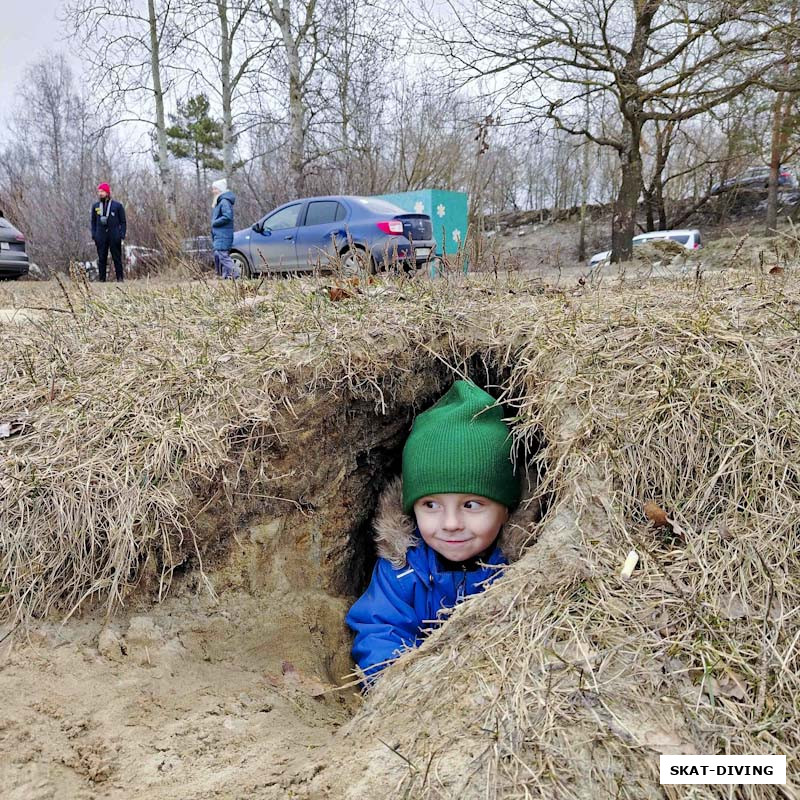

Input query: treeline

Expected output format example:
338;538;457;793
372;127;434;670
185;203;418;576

1;0;799;271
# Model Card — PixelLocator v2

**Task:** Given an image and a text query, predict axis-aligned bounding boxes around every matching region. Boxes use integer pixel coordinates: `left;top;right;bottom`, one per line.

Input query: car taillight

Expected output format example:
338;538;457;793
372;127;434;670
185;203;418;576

377;220;404;235
781;171;790;177
693;243;700;249
14;235;24;242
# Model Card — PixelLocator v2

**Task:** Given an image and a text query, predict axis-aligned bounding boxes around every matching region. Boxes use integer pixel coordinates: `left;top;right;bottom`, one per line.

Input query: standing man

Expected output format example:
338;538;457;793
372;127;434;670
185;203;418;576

91;182;127;282
210;178;238;278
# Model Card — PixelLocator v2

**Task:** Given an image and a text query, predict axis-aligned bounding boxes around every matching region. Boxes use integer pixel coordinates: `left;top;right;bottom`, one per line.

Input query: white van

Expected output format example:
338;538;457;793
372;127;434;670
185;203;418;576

588;229;702;267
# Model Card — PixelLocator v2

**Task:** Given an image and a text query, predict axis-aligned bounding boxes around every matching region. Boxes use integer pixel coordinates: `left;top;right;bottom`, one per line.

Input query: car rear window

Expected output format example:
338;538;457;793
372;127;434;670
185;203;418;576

668;234;690;245
304;201;345;226
353;197;405;215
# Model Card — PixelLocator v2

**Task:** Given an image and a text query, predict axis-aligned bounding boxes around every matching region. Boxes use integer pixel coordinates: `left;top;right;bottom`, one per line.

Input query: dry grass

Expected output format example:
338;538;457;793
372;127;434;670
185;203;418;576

0;267;520;617
319;263;799;798
2;252;799;797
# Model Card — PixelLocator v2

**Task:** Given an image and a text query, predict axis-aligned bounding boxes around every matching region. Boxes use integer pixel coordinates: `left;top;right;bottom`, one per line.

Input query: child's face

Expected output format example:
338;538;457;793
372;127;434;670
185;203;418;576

413;493;509;562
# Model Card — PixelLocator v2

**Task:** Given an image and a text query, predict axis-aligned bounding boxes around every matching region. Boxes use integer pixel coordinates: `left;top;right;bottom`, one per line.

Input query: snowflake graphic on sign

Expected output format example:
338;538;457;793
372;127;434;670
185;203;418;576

414;201;424;213
452;228;462;243
436;204;446;218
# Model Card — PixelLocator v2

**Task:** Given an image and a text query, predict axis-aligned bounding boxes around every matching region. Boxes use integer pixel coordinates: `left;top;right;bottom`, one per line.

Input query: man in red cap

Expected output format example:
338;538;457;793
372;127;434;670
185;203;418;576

90;183;127;281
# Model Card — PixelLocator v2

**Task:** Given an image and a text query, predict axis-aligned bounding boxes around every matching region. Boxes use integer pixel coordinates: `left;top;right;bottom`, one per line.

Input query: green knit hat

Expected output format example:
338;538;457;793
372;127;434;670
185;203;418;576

402;381;520;513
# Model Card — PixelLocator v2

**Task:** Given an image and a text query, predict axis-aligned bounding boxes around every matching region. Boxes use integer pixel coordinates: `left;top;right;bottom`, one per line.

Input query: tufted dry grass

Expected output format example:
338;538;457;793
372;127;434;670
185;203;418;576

1;257;798;797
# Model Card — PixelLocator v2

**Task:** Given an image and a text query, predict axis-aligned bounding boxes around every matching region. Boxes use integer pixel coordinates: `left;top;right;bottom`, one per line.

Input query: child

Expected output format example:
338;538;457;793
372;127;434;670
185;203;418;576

346;380;521;681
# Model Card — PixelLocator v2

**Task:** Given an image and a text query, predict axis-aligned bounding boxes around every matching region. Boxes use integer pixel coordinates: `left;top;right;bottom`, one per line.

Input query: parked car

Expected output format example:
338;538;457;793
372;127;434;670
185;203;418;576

80;243;161;280
126;245;161;274
230;195;437;277
180;236;215;268
588;229;703;267
711;166;797;195
0;214;30;280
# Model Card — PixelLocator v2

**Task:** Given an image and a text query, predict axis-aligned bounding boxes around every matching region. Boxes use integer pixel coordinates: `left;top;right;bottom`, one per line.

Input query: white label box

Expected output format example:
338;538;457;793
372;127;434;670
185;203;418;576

660;755;786;784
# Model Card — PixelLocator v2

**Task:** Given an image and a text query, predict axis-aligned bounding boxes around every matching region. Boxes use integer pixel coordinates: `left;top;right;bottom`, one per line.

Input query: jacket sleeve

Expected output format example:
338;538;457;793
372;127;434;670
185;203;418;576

90;204;97;240
345;558;422;681
211;198;232;228
118;202;127;240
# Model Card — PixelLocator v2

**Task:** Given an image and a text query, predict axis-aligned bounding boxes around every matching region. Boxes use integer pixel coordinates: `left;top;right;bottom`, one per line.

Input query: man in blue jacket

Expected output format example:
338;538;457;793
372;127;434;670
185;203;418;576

210;179;238;278
90;182;127;282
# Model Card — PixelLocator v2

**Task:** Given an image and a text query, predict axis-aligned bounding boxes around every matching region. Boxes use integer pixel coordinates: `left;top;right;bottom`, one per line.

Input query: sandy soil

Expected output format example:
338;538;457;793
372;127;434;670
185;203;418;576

0;583;357;800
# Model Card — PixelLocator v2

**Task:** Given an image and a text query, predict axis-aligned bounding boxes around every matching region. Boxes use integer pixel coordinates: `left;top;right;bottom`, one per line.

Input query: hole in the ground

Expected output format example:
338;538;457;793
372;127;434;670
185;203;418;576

186;358;546;684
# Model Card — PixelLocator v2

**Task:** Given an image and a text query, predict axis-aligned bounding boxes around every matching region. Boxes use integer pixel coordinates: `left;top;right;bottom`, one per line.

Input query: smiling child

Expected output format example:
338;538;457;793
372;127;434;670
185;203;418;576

346;380;521;682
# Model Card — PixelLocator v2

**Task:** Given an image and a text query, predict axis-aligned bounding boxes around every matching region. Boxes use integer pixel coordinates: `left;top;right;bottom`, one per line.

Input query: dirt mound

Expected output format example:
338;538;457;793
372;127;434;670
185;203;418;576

298;277;799;798
3;272;799;798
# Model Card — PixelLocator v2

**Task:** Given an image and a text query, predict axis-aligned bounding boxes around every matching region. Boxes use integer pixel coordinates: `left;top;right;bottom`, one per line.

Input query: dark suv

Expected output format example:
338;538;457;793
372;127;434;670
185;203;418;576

712;166;797;195
0;214;30;279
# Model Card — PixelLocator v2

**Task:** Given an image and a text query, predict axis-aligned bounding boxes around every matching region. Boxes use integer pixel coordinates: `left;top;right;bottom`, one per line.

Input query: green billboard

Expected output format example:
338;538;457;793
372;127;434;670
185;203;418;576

374;189;469;260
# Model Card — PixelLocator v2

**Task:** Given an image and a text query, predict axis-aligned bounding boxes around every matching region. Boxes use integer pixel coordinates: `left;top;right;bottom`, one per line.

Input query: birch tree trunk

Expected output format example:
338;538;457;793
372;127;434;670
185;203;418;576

269;0;315;197
214;0;236;176
148;0;177;224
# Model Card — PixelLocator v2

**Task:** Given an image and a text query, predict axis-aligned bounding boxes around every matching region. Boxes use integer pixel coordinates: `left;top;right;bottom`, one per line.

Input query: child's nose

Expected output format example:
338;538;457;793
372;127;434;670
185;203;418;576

441;509;464;530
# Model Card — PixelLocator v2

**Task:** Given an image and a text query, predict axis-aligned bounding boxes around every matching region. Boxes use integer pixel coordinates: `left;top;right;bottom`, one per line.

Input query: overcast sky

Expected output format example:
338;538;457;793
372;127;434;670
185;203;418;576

0;0;73;132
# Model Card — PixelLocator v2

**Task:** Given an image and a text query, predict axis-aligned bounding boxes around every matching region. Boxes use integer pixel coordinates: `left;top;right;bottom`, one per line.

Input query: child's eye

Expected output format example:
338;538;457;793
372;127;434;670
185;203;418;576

464;500;484;510
422;500;440;510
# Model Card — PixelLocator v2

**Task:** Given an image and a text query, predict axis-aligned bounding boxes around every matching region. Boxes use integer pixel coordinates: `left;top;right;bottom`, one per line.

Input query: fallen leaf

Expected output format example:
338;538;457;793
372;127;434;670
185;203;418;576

717;520;732;540
718;592;748;620
769;266;784;275
644;501;669;527
328;287;353;302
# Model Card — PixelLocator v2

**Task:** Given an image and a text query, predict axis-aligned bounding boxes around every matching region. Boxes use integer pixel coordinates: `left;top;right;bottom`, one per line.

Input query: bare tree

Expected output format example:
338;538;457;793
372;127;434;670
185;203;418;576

67;0;181;224
0;56;106;271
435;0;789;260
765;1;800;233
316;0;392;193
257;0;326;196
178;0;274;176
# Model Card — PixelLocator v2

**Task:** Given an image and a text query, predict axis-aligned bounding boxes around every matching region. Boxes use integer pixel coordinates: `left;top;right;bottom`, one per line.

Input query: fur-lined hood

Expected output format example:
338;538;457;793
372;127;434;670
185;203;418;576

373;477;538;568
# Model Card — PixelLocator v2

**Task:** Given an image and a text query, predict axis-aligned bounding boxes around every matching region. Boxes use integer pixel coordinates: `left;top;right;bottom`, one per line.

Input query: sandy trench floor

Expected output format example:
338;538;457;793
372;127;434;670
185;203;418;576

0;583;358;800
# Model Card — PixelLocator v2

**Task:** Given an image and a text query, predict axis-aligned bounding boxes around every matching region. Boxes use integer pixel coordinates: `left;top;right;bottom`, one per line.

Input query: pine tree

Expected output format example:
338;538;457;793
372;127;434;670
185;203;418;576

166;94;224;196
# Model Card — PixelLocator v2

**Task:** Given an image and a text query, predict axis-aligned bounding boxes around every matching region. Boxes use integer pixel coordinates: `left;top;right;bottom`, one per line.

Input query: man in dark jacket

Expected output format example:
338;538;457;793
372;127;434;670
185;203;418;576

91;182;127;282
210;178;238;278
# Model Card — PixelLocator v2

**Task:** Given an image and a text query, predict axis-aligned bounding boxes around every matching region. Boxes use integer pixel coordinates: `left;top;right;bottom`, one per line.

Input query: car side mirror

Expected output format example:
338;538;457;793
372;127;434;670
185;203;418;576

251;222;262;233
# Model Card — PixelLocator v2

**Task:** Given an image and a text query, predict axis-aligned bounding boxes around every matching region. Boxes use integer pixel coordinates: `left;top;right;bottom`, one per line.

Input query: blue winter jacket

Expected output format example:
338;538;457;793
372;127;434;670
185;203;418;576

210;191;236;251
346;530;507;680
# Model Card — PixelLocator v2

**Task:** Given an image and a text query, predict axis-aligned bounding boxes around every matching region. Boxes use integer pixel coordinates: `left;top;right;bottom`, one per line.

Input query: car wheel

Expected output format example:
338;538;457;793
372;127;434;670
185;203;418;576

340;247;371;277
231;252;251;279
